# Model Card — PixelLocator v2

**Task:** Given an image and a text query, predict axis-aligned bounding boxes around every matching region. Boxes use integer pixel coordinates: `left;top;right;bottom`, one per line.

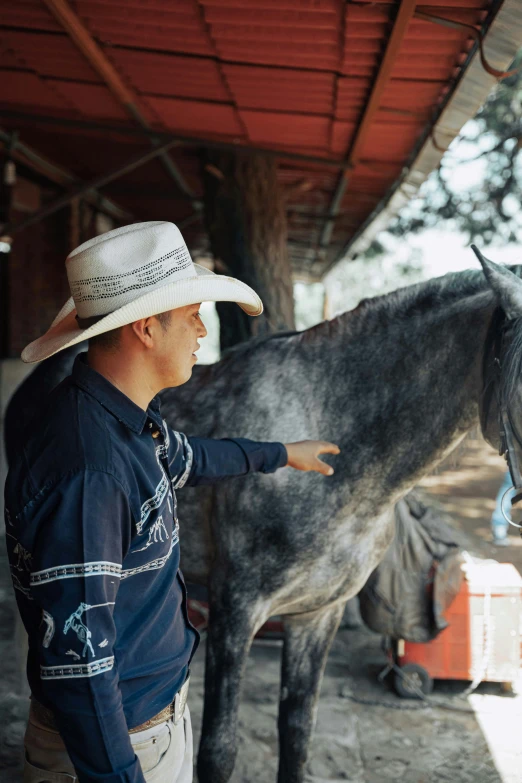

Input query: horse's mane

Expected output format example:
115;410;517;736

329;268;495;332
215;265;522;370
499;315;522;405
217;269;489;362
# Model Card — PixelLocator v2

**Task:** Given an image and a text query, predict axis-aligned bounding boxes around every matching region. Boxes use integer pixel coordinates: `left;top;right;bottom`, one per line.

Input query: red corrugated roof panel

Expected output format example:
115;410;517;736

240;110;330;150
224;65;335;115
358;121;425;162
0;70;70;112
0;0;505;276
50;82;131;121
109;50;230;102
146;95;244;137
331;122;357;156
75;0;212;56
0;0;61;32
0;31;102;83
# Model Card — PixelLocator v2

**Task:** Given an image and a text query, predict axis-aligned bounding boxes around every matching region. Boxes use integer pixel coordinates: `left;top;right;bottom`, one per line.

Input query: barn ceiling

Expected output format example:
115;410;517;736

0;0;518;280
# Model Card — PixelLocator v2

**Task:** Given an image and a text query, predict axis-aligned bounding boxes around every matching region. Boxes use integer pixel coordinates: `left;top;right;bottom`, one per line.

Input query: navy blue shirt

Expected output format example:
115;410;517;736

5;354;287;783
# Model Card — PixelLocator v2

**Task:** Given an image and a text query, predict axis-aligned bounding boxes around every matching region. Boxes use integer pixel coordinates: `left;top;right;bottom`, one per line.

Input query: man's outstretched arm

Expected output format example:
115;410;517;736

165;427;340;489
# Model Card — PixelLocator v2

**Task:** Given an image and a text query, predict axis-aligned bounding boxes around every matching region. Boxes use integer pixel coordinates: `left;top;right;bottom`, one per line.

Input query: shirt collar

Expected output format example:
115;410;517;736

71;353;163;433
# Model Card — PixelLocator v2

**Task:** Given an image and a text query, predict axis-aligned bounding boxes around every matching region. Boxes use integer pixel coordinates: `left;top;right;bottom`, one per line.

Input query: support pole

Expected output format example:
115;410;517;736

0;134;16;356
202;150;295;350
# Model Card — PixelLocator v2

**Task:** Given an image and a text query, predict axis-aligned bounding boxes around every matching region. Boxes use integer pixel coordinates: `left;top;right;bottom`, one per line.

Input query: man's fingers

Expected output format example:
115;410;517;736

314;442;339;475
315;458;334;476
317;442;340;455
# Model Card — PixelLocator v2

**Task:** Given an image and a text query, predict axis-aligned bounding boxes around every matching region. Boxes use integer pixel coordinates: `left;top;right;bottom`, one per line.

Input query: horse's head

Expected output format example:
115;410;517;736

474;245;522;524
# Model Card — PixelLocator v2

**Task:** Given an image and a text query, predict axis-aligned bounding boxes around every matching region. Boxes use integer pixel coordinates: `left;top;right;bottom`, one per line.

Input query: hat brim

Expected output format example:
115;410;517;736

21;266;263;363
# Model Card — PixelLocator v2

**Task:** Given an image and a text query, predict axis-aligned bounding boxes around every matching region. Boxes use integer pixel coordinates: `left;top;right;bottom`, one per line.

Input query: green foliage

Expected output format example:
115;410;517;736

382;48;522;248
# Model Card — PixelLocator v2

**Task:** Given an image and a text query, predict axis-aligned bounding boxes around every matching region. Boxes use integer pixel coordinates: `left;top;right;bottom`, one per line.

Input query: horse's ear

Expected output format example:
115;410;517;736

472;244;522;320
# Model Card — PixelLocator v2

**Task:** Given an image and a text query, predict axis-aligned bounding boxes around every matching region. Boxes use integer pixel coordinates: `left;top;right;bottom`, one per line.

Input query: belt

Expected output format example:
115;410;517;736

31;676;190;735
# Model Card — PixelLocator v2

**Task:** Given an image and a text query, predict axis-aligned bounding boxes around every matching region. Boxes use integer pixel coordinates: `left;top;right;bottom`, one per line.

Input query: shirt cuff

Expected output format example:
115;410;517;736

256;441;287;473
273;443;288;471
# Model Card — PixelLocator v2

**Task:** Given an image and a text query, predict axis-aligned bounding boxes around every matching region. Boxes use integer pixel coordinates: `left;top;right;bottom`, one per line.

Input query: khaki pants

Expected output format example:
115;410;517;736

23;702;193;783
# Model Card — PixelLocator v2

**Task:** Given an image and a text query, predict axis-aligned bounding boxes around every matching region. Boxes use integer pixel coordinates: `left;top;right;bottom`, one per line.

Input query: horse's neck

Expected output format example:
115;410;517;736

328;287;495;505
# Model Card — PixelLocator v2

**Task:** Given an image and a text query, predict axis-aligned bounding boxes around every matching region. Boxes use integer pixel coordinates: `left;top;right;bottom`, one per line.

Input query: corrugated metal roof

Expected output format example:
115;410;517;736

0;0;518;278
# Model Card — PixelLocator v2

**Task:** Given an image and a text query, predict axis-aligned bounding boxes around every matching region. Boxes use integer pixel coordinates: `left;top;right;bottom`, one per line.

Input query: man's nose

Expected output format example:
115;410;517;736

198;320;208;339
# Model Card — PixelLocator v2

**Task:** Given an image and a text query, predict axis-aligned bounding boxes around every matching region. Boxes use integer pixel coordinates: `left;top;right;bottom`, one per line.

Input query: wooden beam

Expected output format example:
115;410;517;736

347;0;419;167
319;0;418;250
42;0;197;202
0;128;131;221
6;140;179;234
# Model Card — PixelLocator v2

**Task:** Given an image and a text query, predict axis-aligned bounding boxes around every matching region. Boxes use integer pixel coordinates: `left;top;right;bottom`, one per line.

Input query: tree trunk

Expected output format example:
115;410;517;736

202;150;295;351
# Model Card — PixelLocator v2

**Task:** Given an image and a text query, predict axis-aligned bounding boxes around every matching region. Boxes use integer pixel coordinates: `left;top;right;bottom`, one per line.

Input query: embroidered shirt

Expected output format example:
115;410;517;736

5;354;287;783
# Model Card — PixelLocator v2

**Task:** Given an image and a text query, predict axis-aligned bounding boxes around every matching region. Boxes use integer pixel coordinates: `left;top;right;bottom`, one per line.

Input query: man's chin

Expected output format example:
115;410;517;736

162;367;193;390
180;366;195;385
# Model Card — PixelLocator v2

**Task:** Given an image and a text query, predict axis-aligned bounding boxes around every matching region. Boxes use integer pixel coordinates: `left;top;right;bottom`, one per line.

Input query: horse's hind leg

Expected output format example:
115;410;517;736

278;601;346;783
197;584;265;783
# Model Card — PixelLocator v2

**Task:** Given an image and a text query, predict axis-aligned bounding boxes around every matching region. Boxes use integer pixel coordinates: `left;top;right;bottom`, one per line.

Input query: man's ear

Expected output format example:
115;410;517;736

131;318;154;347
472;244;522;320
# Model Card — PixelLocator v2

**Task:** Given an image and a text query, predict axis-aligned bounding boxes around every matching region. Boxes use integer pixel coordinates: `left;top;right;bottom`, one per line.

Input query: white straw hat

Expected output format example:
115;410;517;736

21;221;263;363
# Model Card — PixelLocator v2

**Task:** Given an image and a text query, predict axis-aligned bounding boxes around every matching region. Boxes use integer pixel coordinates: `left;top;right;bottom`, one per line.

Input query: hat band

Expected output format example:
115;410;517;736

76;313;108;329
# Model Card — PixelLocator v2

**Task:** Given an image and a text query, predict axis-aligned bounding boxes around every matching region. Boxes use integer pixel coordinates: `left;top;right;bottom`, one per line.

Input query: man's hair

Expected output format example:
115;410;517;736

89;311;172;352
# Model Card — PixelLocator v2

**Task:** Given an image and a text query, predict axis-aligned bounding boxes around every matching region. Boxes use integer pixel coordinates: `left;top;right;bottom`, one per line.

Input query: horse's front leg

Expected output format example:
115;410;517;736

278;601;346;783
197;581;265;783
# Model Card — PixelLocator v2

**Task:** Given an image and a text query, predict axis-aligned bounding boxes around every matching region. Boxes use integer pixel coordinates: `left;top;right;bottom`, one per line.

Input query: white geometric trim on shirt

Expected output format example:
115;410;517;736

30;561;122;586
121;537;176;580
40;656;114;680
171;432;193;490
155;422;170;460
137;473;169;534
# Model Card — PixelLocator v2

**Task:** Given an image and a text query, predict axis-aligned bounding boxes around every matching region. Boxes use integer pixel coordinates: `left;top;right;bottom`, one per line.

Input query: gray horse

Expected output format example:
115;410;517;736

5;252;520;783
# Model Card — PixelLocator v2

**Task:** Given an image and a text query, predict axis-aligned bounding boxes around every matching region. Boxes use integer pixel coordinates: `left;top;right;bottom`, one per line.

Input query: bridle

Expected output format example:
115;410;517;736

487;319;522;534
498;409;522;531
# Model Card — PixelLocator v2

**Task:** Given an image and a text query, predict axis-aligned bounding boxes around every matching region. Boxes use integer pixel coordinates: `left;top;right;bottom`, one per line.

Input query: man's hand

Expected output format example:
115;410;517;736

284;441;340;476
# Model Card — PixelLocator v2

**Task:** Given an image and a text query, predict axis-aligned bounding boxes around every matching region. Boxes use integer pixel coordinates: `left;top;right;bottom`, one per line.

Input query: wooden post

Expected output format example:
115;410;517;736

202;150;295;350
0;156;15;357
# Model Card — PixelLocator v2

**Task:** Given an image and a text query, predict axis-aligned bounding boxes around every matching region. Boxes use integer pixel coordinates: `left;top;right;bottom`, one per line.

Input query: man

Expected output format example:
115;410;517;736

5;221;339;783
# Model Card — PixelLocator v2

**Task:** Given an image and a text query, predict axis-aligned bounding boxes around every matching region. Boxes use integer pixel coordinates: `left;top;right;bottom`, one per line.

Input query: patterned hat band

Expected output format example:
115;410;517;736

69;244;193;319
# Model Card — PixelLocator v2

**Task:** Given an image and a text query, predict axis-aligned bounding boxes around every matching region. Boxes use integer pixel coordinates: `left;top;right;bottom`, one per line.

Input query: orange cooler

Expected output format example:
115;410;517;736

396;562;522;693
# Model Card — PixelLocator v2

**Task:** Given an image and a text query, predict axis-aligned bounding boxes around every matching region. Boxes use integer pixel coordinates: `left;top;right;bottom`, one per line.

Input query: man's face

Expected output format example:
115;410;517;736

153;303;207;388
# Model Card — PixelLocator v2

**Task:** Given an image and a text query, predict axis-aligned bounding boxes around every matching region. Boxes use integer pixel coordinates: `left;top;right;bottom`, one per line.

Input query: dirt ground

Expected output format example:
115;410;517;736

1;433;521;783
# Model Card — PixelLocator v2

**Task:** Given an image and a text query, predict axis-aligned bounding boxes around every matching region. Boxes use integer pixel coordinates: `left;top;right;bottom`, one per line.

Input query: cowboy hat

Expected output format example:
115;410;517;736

21;221;263;363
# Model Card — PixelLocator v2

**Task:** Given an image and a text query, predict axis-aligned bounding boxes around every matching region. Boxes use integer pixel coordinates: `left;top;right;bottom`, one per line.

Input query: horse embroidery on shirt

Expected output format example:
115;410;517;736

7;534;32;572
133;515;169;552
63;602;115;658
41;610;55;648
11;573;32;599
13;542;32;572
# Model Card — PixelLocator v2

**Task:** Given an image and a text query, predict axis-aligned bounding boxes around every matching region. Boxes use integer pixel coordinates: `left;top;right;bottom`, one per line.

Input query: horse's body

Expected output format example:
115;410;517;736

6;263;514;783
